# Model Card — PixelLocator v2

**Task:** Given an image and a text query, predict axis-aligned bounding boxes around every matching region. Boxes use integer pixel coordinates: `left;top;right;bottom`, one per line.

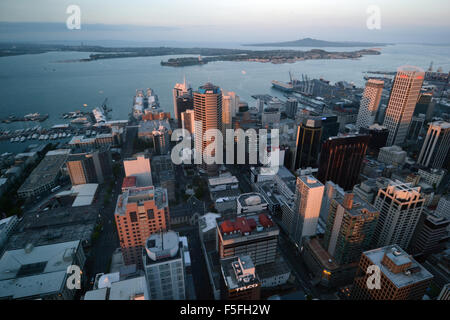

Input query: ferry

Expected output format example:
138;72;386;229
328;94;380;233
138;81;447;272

271;80;294;92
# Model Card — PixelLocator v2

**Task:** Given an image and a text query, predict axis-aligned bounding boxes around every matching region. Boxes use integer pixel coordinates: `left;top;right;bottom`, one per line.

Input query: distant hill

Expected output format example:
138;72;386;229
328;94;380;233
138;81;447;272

243;38;390;47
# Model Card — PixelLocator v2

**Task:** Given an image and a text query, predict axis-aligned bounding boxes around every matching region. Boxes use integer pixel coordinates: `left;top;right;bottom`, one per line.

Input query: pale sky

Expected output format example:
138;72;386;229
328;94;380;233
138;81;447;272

0;0;449;43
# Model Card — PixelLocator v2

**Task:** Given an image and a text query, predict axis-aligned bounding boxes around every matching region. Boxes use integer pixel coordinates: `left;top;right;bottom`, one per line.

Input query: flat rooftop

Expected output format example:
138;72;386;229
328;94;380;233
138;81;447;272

237;192;268;208
364;245;434;288
298;175;324;189
221;255;259;291
115;186;168;215
218;213;278;241
0;240;80;299
18;149;70;194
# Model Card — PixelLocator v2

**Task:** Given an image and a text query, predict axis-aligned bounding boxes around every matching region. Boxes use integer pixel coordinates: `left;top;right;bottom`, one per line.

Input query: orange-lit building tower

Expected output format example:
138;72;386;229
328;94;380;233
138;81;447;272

383;66;425;146
355;79;384;130
114;186;170;268
194;83;222;176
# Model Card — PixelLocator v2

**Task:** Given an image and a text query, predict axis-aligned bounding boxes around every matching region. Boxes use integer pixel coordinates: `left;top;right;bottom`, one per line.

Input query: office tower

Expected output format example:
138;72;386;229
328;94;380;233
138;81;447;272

407;114;426;142
152;126;170;155
292;118;322;171
323;193;379;265
373;181;425;250
114;186;170;267
356;79;384;129
436;195;450;220
222;90;240;118
319;181;345;223
383;66;425;146
173;78;191;122
408;211;449;257
414;92;435;121
123;154;152;187
285;98;298;119
256;98;264;114
351;245;433;300
319;115;339;143
377;145;406;167
261;106;281;127
217;213;279;266
359;124;389;155
194;83;222;176
143;231;186;300
66;148;112;185
220;255;261;300
181;109;195;136
417;121;450;169
292;175;324;246
175;94;193;128
317;134;370;191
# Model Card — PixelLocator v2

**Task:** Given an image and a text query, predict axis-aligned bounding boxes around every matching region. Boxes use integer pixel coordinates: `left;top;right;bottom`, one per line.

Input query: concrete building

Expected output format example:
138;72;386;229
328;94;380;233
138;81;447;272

373;181;425;250
417;168;446;188
377;145;407;167
323;193;379;265
436;195;450;220
84;276;149;300
0;215;19;251
173;78;192;122
124;154;152;187
236;193;268;216
217;213;279;266
291;176;324;247
17;149;71;199
383;66;425;146
352;179;379;204
285;97;298;119
181;109;195;135
0;240;85;300
319;181;345;227
151;155;176;202
66;147;112;185
417;121;450;169
114;186;170;267
220;255;261;300
356;79;384;129
194;83;222;176
138;119;172;142
143;231;186;300
351;245;433;300
409;211;449;257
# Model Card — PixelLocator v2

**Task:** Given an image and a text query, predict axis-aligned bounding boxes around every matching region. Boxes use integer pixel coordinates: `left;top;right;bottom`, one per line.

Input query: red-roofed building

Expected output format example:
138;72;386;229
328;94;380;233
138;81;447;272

122;176;137;192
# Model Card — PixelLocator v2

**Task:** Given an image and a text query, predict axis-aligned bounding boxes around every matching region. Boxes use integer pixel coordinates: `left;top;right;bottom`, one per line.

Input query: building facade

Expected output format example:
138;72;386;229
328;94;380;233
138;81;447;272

355;79;384;129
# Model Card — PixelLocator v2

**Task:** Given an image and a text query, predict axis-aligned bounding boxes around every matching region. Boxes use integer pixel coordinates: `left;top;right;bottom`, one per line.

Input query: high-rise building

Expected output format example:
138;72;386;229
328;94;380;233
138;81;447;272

359;124;389;155
173;78;192;122
417;121;450;169
414;92;435;121
323;193;379;265
114;186;170;267
143;231;186;300
285;98;298;119
438;283;450;300
220;255;261;300
194;83;222;176
408;210;449;257
351;245;433;300
175;94;193;128
319;181;345;224
123;154;152;187
407;114;426;142
217;213;279;266
292;118;322;171
291;175;324;246
377;145;407;167
181;109;195;136
256;98;264;114
317;134;370;191
66;147;112;185
383;66;425;146
356;79;384;130
373;181;424;250
152;126;170;155
436;195;450;220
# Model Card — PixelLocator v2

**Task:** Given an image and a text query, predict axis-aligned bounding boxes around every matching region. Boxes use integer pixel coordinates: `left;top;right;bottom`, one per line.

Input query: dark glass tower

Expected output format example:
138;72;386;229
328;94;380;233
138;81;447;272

292;118;322;171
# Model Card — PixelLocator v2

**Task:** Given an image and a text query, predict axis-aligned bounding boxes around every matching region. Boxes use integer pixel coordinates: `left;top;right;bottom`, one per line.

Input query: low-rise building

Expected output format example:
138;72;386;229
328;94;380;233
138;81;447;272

220;255;261;300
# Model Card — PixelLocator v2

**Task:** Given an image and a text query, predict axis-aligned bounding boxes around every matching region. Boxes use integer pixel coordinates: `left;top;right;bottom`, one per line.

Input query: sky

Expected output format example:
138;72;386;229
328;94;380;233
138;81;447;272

0;0;449;44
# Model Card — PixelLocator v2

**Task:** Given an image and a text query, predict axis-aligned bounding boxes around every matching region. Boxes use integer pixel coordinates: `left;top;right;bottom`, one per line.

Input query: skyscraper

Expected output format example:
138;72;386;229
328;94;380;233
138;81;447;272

383;66;425;146
323;193;379;265
351;245;433;300
359;124;389;156
292;175;324;246
173;77;192;122
372;181;424;250
114;186;170;267
317;134;370;191
181;109;195;136
355;79;384;130
417;121;450;169
175;94;193;128
123;153;152;187
194;83;222;176
143;231;186;300
292;117;322;171
285;97;298;119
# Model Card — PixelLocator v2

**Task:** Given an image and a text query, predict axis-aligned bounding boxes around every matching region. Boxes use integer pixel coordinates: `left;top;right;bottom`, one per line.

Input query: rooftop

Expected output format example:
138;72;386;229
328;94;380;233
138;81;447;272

218;213;277;240
144;231;180;263
298;175;324;189
220;255;259;291
115;186;168;215
56;183;99;207
0;240;80;299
